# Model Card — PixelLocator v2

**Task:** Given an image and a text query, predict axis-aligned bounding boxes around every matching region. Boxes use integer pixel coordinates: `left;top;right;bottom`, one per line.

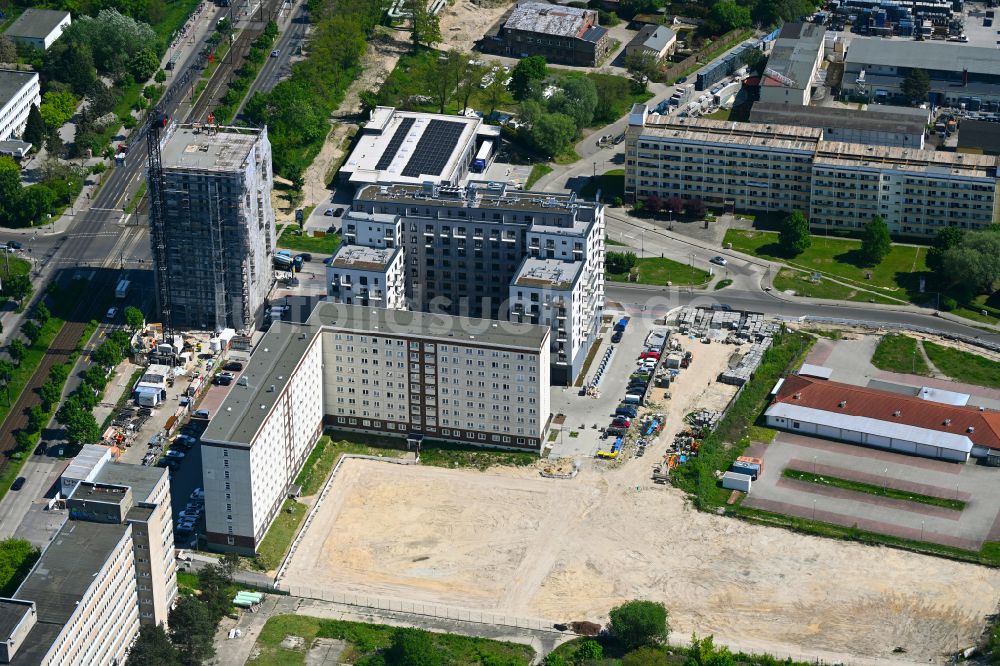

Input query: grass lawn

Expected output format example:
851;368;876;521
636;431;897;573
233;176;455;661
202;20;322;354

277;226;341;256
580;169;624;203
870;334;930;375
176;570;200;596
746;424;777;443
254;499;307;571
607;256;710;286
784;469;965;510
247;614;535;666
419;441;537;471
923;341;1000;389
770;272;898;304
152;0;203;45
525;163;552;189
727;230;929;300
292;435;407;497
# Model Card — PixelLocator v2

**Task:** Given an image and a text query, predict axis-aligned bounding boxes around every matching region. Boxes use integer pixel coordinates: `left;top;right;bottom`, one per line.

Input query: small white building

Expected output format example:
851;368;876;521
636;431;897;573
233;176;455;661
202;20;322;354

765;374;1000;462
4;9;71;51
0;69;40;142
133;363;171;407
59;444;112;498
326;245;406;309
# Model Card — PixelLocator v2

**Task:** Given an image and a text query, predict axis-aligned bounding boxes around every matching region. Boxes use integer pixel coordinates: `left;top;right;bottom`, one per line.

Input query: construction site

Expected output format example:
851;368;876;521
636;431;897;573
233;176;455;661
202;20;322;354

279;308;1000;664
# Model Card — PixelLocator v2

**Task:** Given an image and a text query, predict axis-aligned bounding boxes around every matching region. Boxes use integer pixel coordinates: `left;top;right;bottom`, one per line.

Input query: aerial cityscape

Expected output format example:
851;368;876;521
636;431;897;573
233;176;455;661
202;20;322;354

1;0;1000;663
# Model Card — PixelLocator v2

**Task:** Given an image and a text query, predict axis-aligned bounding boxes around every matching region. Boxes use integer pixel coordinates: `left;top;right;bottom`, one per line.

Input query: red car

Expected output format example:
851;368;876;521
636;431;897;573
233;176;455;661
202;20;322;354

640;351;660;360
612;417;631;429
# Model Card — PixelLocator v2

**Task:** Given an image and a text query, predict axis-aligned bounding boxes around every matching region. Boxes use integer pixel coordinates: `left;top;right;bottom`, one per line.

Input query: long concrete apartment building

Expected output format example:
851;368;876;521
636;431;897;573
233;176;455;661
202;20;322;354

200;303;550;554
0;463;176;665
149;123;275;333
337;182;604;384
625;105;1000;236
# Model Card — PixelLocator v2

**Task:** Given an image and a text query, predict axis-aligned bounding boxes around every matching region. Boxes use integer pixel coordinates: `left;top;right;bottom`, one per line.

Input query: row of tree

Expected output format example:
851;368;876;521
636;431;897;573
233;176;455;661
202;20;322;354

246;0;384;179
613;0;817;34
128;555;241;666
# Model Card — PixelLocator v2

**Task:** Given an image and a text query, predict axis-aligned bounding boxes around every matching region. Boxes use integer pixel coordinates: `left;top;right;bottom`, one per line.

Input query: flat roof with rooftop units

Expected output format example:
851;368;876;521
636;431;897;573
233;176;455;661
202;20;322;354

331;245;400;271
160;123;265;173
815;141;998;176
357;181;601;217
638;115;823;152
846;38;1000;77
514;257;583;290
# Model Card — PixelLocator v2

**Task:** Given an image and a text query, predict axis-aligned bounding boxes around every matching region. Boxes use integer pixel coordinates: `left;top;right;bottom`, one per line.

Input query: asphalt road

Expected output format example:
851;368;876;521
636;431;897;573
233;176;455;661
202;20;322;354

235;0;308;117
605;283;1000;345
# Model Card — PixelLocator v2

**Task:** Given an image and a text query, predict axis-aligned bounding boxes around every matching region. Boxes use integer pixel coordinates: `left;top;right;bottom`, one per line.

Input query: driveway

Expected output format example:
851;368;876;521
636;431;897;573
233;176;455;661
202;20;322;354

745;432;1000;550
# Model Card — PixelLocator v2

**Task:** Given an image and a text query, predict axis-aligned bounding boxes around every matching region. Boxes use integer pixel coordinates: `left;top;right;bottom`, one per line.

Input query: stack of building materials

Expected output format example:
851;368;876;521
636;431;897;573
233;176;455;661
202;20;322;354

719;338;773;386
710;310;741;330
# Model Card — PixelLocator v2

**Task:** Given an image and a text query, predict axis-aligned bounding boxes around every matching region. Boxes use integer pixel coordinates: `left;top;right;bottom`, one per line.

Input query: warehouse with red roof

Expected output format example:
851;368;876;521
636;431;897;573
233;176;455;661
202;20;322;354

764;374;1000;463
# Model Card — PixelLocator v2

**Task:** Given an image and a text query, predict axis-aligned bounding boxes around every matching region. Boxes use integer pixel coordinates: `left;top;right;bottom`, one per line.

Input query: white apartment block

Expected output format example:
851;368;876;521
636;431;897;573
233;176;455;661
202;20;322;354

344;182;605;384
326;245;406;309
0;464;176;666
201;303;550;554
626;105;1000;236
0;70;40;143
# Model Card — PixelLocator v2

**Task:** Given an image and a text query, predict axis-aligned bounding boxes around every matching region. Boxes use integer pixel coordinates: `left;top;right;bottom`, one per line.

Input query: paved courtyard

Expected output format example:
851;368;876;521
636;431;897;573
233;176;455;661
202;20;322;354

745;432;1000;550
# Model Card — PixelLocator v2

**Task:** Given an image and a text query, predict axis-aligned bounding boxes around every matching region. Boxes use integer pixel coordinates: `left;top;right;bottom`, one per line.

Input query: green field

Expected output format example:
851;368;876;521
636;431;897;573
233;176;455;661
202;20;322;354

923;341;1000;389
607;256;710;286
277;226;341;256
253;499;307;571
870;334;931;375
772;268;901;304
580;169;624;203
247;615;534;666
784;469;965;510
726;230;929;302
524;163;552;189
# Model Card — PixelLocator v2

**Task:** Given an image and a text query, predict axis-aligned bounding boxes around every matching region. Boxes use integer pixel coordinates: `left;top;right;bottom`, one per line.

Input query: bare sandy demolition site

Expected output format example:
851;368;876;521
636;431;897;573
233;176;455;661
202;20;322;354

282;333;1000;664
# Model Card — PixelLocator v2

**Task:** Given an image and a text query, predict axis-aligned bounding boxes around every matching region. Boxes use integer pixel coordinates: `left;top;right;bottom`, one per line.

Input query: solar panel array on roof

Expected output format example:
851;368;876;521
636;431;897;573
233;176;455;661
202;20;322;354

375;117;416;171
402;119;465;178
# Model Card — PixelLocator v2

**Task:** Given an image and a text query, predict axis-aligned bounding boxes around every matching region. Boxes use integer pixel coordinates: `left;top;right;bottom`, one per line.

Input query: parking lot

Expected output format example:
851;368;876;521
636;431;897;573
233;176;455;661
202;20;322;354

745;432;1000;550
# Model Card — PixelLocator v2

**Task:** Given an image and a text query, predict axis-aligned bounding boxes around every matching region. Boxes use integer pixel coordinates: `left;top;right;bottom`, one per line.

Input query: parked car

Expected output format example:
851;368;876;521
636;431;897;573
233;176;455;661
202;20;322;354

324;208;335;216
223;361;243;372
612;417;632;428
323;257;334;265
298;253;312;262
270;49;280;57
213;374;232;386
333;207;344;216
6;240;22;250
611;331;623;343
166;449;185;460
710;255;728;266
10;477;25;491
615;406;638;418
106;307;118;319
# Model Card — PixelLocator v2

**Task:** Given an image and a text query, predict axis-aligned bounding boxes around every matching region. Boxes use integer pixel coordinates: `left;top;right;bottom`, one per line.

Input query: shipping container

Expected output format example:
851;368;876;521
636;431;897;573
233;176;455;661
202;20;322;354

722;471;752;492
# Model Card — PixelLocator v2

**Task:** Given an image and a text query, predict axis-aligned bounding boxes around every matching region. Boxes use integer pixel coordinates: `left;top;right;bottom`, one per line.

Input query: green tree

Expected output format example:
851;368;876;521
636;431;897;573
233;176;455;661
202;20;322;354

510;56;547;101
83;365;110;391
407;0;441;48
900;68;930;104
0;360;13;405
91;340;124;368
7;340;27;366
423;49;462;114
607;251;638;273
386;628;441;666
18;184;56;227
38;379;62;411
23;105;45;149
359;89;380;113
126;624;181;666
860;215;891;266
621;646;669;666
573;639;603;662
44;40;98;96
941;230;1000;300
0;156;21;226
624;50;659;88
155;69;167;83
927;226;965;274
124;306;145;331
608;600;670;651
20;321;40;345
34;302;50;326
0;36;17;65
130;47;159;82
196;562;233;622
60;406;101;444
0;538;39;597
26;405;47;433
168;596;216;666
483;75;513;118
39;91;78;129
530;112;577;157
456;59;487;114
549;76;598;131
4;274;32;304
592;74;631;123
778;209;811;257
709;0;752;33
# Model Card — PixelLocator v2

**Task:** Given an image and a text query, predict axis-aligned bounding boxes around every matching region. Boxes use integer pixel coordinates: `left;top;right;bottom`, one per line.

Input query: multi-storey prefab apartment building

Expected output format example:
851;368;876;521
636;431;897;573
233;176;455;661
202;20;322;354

0;464;176;666
341;182;604;384
625;105;1000;236
149;123;276;332
200;303;550;554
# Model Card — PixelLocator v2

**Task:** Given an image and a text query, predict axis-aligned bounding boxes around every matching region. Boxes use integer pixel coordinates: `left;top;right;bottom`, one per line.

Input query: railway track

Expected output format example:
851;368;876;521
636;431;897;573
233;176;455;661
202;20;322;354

0;273;116;477
188;0;283;123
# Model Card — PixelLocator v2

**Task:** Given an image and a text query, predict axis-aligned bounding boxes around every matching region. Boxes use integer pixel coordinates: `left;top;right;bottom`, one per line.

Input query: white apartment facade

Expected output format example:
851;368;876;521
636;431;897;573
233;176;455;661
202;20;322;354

326;245;406;309
626;105;1000;236
0;464;176;666
201;304;550;554
0;70;40;142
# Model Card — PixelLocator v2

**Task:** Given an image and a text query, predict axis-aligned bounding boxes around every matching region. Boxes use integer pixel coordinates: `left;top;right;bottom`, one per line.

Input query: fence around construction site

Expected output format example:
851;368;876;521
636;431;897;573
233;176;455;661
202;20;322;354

276;585;557;633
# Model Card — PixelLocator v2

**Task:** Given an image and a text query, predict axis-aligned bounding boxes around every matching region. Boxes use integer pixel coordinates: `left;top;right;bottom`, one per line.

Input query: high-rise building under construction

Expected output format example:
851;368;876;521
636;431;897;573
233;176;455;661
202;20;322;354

147;122;275;332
